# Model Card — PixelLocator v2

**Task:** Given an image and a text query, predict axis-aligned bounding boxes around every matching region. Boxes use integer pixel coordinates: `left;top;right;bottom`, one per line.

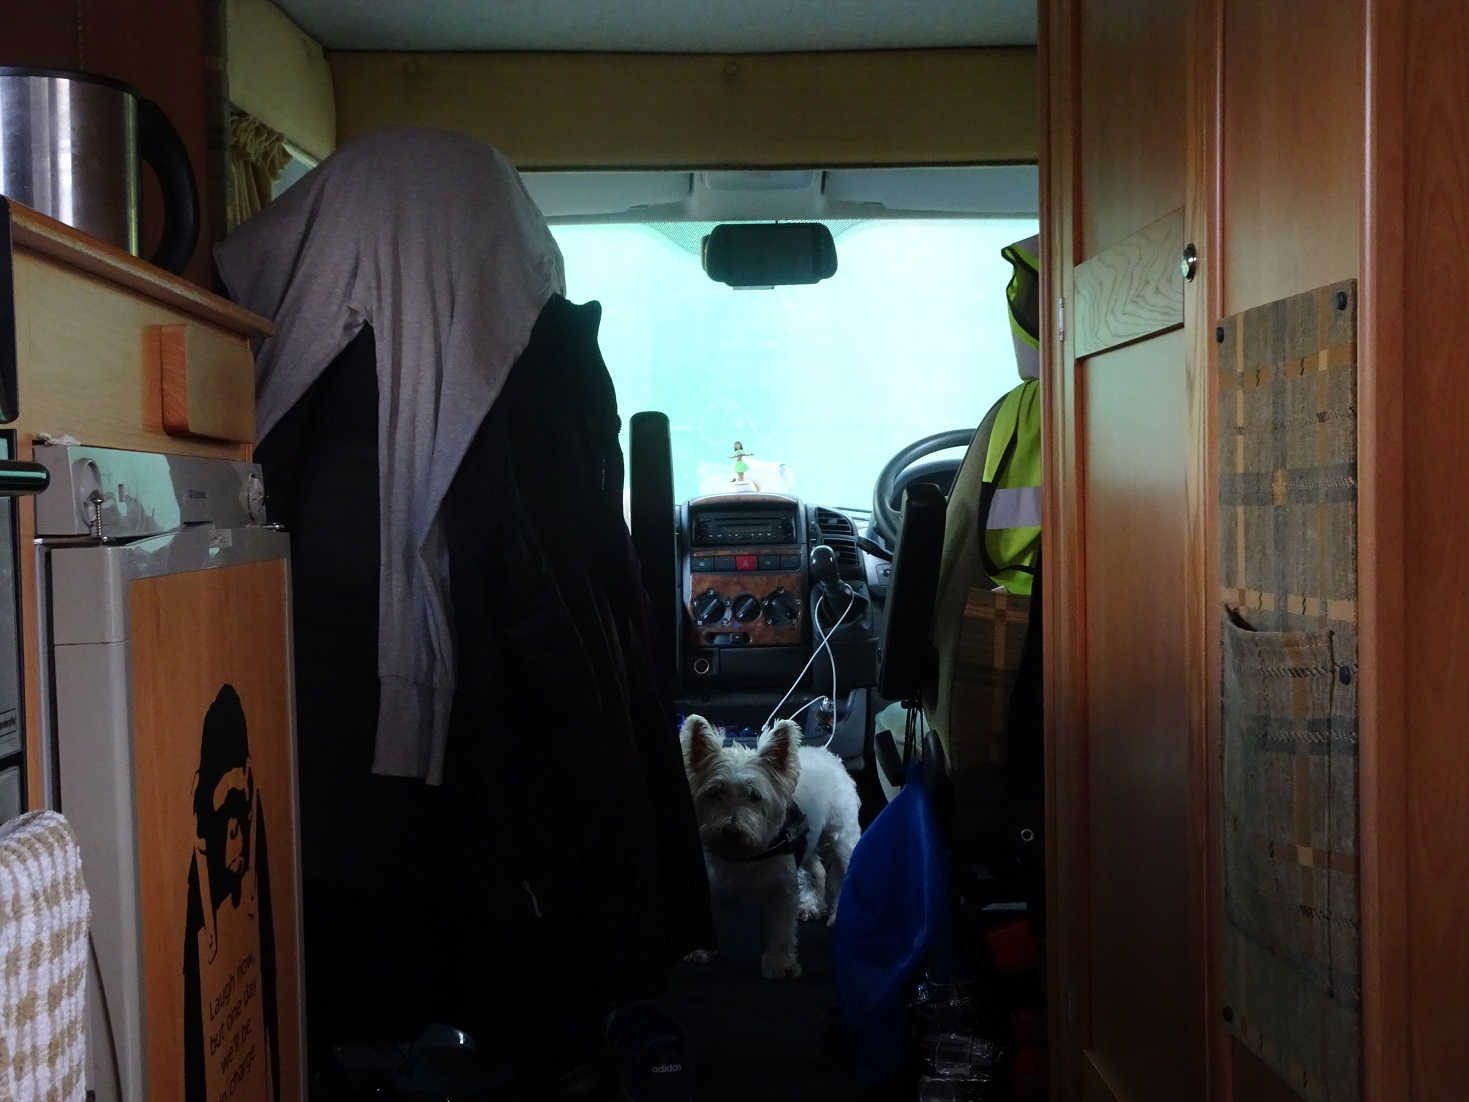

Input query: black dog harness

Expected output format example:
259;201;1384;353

727;804;809;865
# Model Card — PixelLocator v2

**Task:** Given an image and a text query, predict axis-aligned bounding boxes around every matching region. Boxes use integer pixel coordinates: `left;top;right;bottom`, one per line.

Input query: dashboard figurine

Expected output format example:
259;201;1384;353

729;441;755;486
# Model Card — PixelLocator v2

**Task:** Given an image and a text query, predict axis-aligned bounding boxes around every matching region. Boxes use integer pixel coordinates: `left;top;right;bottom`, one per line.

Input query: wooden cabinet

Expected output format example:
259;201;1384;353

1041;0;1208;1097
1042;0;1469;1099
1;198;272;805
1;199;302;1100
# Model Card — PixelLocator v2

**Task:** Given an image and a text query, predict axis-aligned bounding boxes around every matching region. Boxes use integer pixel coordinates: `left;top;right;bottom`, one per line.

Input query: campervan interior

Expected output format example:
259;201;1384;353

1;0;1466;1100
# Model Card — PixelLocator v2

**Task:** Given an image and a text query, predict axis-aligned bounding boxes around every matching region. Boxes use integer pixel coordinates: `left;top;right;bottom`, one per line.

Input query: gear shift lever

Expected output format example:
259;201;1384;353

809;544;863;630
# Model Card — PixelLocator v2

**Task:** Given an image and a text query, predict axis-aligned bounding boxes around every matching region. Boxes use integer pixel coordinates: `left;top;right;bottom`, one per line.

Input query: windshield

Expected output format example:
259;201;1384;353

551;217;1038;512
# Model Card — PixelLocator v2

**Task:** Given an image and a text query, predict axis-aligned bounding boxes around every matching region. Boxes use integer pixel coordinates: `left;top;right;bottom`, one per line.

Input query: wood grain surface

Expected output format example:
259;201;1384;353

129;560;303;1102
686;568;807;647
158;324;257;443
7;203;271;338
1072;208;1185;359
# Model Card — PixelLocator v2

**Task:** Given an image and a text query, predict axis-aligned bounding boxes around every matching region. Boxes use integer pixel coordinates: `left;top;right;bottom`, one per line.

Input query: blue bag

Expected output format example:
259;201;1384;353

831;761;954;1083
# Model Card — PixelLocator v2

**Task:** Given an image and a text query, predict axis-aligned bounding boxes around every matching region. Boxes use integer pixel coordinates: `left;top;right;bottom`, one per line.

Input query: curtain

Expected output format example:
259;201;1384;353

227;111;291;231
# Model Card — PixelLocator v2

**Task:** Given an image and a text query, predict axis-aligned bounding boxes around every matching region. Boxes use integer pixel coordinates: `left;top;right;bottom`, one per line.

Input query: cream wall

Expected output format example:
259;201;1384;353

329;47;1036;168
227;0;336;161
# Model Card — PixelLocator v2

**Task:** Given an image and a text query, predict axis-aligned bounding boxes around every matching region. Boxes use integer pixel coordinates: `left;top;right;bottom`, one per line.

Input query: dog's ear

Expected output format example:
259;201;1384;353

680;714;721;772
757;719;802;781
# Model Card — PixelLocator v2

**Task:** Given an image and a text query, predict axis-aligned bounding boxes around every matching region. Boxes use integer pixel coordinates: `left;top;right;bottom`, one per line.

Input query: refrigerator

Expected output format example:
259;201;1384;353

33;442;305;1102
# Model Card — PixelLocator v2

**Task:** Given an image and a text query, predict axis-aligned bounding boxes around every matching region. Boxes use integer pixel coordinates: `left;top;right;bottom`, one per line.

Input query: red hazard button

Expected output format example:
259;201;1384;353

735;554;758;571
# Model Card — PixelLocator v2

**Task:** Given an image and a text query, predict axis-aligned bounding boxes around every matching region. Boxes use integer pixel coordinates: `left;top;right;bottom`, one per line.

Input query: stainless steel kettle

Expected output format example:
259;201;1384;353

0;66;199;274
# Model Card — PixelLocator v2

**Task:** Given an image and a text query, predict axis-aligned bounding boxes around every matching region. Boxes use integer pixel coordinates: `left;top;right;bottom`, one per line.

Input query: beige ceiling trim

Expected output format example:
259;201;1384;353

329;48;1036;169
227;0;336;162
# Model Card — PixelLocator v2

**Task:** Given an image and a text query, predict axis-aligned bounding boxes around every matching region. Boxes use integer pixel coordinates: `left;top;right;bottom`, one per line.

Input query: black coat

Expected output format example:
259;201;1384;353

259;294;712;1069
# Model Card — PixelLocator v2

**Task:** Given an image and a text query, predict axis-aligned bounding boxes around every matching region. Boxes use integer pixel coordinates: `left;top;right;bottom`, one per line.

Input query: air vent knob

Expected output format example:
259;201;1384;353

731;593;761;623
692;588;727;625
764;588;800;626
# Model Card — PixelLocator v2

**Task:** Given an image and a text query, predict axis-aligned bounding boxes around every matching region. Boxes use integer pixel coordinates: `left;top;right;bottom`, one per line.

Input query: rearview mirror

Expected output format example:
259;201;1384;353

701;223;838;287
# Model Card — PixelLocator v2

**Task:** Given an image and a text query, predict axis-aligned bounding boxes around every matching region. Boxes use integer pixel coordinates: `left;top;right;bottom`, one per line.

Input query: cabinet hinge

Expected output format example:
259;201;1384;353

1057;295;1065;346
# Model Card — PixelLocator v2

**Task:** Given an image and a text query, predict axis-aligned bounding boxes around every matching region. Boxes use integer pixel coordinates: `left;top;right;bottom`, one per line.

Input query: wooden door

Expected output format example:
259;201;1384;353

129;559;304;1102
1041;0;1215;1097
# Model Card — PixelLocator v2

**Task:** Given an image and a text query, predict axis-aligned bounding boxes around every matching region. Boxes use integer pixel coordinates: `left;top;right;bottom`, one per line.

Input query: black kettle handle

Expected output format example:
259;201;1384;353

137;97;200;275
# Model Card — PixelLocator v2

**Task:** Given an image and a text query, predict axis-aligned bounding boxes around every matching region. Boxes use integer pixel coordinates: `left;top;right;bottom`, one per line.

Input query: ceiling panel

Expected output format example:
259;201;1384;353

276;0;1037;53
517;166;1039;221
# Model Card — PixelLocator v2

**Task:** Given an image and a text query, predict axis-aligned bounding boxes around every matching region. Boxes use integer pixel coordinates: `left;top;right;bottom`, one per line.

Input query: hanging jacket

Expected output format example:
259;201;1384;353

259;297;713;1061
216;127;566;784
444;295;714;1012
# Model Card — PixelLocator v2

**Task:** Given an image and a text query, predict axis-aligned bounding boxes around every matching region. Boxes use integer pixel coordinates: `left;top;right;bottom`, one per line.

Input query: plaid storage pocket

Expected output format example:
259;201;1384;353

1220;617;1360;1102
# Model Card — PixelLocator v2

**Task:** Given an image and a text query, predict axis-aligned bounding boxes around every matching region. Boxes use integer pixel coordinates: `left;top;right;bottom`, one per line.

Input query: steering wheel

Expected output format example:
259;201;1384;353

870;428;977;548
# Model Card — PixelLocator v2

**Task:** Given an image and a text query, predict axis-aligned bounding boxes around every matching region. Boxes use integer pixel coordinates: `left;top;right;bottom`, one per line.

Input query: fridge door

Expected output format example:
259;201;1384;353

50;526;304;1102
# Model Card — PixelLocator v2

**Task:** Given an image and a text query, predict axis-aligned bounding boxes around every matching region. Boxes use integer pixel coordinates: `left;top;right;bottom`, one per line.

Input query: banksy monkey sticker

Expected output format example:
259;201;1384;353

182;684;281;1102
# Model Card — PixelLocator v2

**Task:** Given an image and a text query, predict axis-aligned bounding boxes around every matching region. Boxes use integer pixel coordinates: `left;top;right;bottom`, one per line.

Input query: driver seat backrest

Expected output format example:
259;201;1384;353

920;385;1044;872
915;232;1044;866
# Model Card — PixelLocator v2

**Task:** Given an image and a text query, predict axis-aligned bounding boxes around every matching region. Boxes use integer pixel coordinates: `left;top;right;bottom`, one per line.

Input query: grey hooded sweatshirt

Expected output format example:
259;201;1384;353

214;127;565;783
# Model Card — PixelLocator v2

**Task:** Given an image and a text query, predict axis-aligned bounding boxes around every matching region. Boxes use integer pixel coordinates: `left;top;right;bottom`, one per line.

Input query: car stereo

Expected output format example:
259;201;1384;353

680;495;808;681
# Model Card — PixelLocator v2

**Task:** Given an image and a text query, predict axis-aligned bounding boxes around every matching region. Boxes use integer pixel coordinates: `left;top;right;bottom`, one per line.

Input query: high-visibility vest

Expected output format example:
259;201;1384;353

979;378;1041;594
1003;236;1041;381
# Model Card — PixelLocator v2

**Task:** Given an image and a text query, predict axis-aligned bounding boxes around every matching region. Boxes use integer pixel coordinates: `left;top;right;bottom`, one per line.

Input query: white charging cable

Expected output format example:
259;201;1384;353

762;589;856;748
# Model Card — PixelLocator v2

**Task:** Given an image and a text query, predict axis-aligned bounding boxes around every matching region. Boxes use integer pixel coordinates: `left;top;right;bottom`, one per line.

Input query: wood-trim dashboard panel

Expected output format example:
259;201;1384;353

685;556;807;647
682;494;809;649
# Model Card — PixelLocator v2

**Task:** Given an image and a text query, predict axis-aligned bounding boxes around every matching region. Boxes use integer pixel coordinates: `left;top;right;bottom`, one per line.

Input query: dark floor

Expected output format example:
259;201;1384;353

649;918;895;1102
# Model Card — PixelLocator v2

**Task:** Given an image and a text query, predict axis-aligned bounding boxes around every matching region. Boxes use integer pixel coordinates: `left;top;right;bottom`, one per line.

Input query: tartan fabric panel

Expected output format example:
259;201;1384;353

1218;279;1358;641
943;586;1030;844
948;586;1030;771
1221;624;1360;1101
1217;281;1360;1102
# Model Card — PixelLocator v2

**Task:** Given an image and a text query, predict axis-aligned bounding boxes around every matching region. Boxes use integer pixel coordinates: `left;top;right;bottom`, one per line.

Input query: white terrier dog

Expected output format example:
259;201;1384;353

679;714;862;980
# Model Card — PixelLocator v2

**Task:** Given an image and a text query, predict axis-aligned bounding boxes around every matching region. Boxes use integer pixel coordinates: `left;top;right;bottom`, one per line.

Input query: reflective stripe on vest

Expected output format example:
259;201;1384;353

982;379;1042;595
988;485;1042;530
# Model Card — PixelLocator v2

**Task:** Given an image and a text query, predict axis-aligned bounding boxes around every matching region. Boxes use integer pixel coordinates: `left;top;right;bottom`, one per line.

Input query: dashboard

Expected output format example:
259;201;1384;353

673;492;879;764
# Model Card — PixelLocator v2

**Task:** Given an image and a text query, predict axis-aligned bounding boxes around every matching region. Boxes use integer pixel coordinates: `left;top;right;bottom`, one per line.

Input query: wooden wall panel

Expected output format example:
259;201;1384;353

1184;0;1223;1092
1398;1;1469;1093
80;0;212;286
1049;0;1208;1096
0;2;79;69
1081;330;1202;1101
1358;4;1410;1099
1215;0;1365;1096
1039;0;1088;1095
1221;0;1363;316
0;0;215;287
1351;0;1410;1099
1077;0;1187;256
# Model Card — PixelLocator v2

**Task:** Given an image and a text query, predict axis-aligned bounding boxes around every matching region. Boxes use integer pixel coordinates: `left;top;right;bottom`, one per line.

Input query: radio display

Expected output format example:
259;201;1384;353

691;506;798;548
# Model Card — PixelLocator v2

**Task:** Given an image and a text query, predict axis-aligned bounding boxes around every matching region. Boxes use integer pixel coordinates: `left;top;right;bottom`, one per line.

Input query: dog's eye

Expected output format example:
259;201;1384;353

747;787;763;802
703;784;725;800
